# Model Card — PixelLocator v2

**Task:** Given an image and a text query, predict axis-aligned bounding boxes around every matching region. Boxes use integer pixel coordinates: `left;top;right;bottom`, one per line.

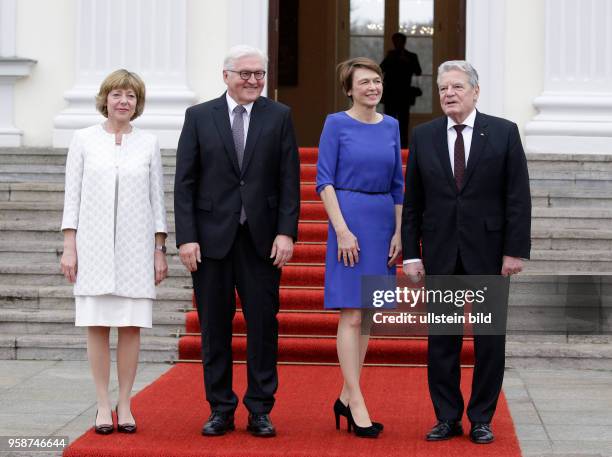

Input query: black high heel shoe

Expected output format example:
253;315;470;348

115;405;137;434
94;409;114;435
347;406;380;438
334;399;384;432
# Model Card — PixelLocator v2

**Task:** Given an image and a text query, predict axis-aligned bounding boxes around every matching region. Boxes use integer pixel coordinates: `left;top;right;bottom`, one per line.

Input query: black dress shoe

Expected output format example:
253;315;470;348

115;406;137;434
247;413;276;437
202;411;235;436
425;420;463;441
470;423;494;444
94;409;114;435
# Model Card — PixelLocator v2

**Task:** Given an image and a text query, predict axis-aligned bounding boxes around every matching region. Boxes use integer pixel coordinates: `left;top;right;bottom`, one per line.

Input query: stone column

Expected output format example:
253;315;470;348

526;0;612;154
53;0;196;148
0;0;35;147
465;0;506;117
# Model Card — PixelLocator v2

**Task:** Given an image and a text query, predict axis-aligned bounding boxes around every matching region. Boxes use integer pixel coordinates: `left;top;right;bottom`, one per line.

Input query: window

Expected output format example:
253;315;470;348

349;0;385;63
400;0;434;113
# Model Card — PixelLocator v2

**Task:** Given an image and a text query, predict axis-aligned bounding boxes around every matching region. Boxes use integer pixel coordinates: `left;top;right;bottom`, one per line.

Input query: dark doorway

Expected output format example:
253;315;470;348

269;0;466;146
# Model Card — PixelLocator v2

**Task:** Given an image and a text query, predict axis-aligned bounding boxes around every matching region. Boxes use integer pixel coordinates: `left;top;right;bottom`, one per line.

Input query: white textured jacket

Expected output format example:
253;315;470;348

61;125;167;298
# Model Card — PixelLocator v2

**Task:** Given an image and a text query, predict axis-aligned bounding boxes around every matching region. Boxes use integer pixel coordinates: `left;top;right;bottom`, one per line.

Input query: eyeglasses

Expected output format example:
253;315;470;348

226;70;266;80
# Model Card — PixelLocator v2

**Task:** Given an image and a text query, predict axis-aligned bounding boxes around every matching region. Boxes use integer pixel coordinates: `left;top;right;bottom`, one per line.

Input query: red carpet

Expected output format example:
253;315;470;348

64;147;520;456
64;364;521;457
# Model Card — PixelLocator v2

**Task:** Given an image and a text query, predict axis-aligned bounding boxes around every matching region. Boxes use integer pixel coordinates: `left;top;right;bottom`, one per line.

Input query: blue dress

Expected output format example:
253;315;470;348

316;112;404;309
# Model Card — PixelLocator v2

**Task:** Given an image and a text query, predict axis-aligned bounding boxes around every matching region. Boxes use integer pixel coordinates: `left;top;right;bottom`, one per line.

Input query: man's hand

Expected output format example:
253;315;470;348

501;255;523;276
402;260;425;284
179;242;201;272
387;233;402;267
270;234;294;268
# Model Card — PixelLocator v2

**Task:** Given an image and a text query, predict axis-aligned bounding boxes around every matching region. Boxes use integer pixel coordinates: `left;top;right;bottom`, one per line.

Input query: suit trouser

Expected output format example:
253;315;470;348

192;223;281;414
427;254;506;424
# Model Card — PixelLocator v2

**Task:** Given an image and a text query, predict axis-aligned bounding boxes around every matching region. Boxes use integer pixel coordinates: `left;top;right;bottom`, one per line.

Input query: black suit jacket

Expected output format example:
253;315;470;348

174;94;300;259
401;111;531;275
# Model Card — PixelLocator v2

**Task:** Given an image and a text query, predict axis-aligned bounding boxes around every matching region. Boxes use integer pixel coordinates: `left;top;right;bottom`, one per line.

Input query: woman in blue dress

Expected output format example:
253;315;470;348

316;57;404;438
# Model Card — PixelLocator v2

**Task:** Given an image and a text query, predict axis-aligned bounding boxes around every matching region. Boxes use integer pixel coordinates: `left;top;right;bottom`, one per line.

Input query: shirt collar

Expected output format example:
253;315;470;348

447;109;477;131
226;92;254;116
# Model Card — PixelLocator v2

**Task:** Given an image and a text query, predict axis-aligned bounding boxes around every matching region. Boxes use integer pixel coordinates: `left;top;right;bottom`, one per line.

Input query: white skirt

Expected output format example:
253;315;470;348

75;294;152;328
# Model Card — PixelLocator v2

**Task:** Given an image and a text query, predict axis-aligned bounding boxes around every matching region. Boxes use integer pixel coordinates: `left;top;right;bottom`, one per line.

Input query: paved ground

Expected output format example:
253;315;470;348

0;360;610;456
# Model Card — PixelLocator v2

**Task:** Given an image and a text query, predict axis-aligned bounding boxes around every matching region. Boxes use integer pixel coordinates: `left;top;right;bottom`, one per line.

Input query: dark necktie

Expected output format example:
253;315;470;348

232;104;247;223
232;105;246;169
453;124;466;189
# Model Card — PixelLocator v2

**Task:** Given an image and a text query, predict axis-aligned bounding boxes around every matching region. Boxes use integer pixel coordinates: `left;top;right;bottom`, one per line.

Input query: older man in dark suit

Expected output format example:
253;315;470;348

402;60;531;444
174;45;300;437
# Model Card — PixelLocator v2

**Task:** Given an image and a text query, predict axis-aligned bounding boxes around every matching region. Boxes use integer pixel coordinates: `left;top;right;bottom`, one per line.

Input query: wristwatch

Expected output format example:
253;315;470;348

155;245;167;253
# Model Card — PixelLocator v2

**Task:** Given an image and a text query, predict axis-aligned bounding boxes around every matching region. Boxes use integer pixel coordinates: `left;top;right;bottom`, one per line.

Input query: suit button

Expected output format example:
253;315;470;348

240;180;245;186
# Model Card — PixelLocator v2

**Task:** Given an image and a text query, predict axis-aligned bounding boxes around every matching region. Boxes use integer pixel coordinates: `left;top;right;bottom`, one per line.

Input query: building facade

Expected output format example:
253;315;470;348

2;0;611;153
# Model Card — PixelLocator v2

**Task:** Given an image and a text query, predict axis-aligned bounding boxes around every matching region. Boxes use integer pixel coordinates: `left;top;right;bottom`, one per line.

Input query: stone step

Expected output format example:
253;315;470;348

0;182;176;206
0;262;192;288
0;285;193;311
0;250;610;288
2;148;611;170
505;335;612;370
531;187;612;208
0;276;607;308
1;228;611;263
524;250;612;273
0;148;68;166
525;152;612;172
529;169;612;191
4;200;612;225
3;332;611;364
0;333;178;362
0;219;178;243
0;309;186;337
0;147;176;166
3;181;612;210
0;217;612;260
0;165;177;183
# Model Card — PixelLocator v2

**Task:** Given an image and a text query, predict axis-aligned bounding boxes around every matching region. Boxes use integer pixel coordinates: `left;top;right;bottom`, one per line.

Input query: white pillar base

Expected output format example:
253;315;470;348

0;59;36;147
0;127;23;147
52;0;195;149
525;0;612;155
53;87;196;148
526;93;612;154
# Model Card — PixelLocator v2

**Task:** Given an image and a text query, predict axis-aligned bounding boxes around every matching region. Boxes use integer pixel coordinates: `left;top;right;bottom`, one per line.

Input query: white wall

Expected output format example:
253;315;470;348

503;0;545;138
13;0;230;147
14;0;75;147
186;0;229;104
11;0;545;147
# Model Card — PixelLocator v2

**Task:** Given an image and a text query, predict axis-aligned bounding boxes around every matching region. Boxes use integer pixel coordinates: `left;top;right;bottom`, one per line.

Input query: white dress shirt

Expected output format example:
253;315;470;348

446;108;476;174
403;109;477;266
226;92;253;148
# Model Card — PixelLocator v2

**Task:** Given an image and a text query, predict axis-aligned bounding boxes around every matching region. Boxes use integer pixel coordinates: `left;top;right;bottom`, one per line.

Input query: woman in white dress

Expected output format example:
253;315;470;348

60;69;168;435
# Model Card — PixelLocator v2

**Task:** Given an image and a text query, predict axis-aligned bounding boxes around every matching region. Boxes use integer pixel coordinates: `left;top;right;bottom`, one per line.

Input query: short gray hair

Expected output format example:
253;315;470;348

437;60;479;88
223;45;268;70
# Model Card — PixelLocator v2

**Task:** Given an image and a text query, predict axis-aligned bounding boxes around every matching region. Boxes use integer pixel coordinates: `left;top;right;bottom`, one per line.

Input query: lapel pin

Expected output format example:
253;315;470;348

480;132;485;136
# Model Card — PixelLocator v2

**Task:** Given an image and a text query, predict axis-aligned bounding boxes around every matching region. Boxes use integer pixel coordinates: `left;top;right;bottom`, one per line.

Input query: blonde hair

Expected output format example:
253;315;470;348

95;69;146;120
337;57;383;99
